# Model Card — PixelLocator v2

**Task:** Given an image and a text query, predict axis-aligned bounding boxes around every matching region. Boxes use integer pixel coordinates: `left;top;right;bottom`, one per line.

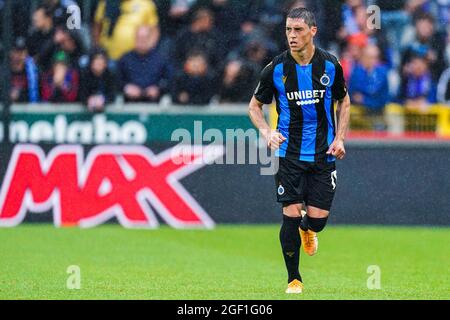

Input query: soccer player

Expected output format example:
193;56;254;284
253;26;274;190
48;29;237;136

248;7;351;294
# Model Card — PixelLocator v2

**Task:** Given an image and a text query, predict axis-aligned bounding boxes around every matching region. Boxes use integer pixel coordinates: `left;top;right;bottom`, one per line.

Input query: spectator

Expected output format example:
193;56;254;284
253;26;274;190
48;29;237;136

173;8;222;72
405;0;432;16
80;48;116;112
194;0;252;51
171;52;216;105
53;26;87;69
154;0;196;39
0;0;31;39
26;6;55;71
401;11;447;80
239;39;273;71
313;0;342;49
349;45;389;113
34;25;87;72
399;53;436;111
227;7;279;71
437;67;450;105
377;0;410;48
9;37;40;103
237;15;265;47
41;0;79;27
336;0;364;44
340;33;367;81
353;5;392;67
118;25;172;103
41;51;80;103
218;59;259;103
93;0;159;60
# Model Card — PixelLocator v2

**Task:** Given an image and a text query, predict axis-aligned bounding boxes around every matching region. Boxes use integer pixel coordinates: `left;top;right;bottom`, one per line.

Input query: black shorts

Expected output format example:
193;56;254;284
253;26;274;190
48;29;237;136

275;157;337;211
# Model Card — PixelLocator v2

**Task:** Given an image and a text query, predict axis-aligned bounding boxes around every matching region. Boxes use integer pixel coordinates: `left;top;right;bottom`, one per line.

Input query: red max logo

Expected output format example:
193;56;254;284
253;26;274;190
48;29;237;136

0;144;224;229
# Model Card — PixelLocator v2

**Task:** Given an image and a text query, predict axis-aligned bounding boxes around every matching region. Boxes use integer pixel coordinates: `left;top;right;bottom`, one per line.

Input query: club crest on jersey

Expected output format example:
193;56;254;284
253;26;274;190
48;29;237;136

320;73;331;86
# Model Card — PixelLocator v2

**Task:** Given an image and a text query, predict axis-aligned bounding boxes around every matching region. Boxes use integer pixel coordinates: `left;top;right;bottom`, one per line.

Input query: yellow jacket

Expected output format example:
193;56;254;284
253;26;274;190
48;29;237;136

95;0;159;60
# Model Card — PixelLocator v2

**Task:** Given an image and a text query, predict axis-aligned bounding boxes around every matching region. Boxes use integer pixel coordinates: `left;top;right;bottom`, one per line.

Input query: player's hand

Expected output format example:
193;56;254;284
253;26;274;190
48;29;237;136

327;139;345;159
266;130;286;151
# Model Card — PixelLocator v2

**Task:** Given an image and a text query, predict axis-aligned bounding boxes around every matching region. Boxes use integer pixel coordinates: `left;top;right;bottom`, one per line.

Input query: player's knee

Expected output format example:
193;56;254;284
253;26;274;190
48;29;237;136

307;216;328;232
282;203;302;218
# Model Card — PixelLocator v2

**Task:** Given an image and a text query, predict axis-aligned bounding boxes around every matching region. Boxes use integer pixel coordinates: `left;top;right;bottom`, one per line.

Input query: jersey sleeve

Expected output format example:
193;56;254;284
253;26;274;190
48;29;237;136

332;60;347;101
254;62;274;104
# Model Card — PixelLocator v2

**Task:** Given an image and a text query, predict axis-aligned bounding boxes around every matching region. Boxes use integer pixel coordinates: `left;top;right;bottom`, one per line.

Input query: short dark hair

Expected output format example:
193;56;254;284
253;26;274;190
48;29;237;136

36;5;54;18
286;7;316;28
413;11;435;24
186;50;208;63
192;7;214;23
89;47;109;63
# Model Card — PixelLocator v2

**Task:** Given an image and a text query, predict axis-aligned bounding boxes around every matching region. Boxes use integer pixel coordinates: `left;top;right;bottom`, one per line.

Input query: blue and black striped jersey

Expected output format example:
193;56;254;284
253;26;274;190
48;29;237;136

254;48;347;163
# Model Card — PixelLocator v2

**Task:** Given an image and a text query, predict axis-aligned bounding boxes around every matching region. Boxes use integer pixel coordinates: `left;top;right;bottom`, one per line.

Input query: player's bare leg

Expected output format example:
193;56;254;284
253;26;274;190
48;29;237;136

299;206;329;256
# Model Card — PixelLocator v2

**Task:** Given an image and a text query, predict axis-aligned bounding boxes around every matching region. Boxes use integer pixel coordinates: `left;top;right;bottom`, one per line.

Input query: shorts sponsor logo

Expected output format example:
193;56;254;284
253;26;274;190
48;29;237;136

277;185;285;195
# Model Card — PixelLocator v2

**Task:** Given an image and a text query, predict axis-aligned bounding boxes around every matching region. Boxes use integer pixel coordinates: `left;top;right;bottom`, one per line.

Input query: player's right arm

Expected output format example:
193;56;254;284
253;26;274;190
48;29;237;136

249;97;286;150
248;63;286;150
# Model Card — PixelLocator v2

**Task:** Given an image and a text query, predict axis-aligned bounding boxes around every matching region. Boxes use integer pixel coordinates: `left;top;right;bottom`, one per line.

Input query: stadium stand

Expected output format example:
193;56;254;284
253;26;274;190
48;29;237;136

0;0;449;136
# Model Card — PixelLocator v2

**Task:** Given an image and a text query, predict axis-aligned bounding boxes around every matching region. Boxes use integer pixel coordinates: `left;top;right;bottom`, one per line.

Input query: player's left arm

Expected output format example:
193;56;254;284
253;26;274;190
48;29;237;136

327;59;351;160
327;93;351;160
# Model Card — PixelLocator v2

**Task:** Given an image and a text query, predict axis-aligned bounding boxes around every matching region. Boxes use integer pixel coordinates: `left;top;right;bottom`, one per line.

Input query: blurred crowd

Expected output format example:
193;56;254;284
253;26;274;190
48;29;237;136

2;0;450;112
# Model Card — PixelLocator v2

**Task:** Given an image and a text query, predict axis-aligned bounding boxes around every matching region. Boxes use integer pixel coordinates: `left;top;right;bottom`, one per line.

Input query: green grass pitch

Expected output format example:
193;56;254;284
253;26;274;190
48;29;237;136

0;224;449;300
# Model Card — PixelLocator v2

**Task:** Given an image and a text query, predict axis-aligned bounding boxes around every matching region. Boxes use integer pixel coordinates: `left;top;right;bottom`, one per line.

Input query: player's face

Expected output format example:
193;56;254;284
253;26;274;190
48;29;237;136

286;18;317;52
